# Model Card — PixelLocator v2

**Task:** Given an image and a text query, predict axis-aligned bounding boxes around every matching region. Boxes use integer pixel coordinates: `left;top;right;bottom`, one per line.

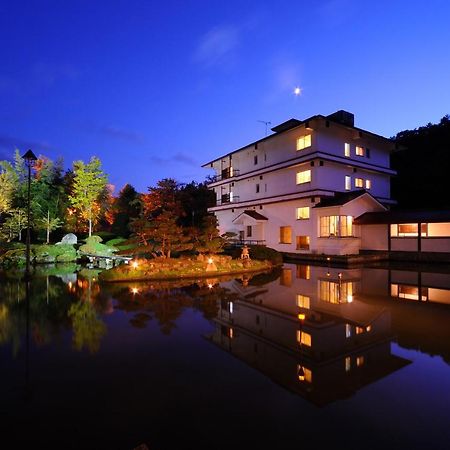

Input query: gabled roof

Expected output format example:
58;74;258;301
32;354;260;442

233;210;268;224
354;210;450;225
313;190;371;208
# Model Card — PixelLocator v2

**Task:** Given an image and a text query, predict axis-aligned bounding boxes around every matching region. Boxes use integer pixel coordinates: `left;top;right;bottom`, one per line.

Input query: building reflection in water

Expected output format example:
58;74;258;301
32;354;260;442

209;264;417;406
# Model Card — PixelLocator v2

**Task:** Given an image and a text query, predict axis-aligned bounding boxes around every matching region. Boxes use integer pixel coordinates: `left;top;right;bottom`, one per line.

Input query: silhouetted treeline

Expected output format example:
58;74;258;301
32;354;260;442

392;115;450;209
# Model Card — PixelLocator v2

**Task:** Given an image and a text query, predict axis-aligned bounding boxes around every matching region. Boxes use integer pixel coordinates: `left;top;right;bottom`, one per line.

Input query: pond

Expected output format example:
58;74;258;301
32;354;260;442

1;262;450;450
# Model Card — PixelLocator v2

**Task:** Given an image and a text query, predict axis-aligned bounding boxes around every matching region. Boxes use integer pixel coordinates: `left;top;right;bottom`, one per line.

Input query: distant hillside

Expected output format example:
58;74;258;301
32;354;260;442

391;115;450;209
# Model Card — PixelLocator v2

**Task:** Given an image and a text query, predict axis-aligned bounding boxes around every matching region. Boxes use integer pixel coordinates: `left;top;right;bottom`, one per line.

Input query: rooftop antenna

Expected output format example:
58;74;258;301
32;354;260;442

258;120;271;136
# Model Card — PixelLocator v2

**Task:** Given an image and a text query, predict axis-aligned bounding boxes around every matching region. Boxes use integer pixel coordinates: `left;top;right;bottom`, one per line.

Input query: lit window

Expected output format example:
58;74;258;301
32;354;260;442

280;268;292;286
356;146;365;156
280;226;292;244
320;280;354;304
345;143;351;157
345;323;352;338
297;365;313;383
296;134;312;151
391;283;428;301
427;222;450;237
296;294;310;309
296;169;311;184
345;356;351;372
296;236;310;250
366;325;372;332
345;175;351;191
365;179;371;190
391;223;428;237
320;216;353;237
296;206;310;220
296;265;310;280
356;355;365;367
356;326;364;334
297;330;312;347
355;178;363;188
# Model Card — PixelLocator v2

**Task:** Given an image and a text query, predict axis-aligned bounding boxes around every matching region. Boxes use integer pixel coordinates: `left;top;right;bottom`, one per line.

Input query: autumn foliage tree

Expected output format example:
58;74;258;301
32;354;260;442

69;157;108;236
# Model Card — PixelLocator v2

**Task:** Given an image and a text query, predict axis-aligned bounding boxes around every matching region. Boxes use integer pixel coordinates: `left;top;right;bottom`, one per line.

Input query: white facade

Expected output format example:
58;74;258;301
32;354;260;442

203;110;396;255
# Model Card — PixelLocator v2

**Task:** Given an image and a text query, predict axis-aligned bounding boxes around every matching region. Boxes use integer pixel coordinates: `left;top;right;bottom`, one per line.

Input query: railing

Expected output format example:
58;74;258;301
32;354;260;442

208;169;240;183
227;239;267;247
215;195;240;206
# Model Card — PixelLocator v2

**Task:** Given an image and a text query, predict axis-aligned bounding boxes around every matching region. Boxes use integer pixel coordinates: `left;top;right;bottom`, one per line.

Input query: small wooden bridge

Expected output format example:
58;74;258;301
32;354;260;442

79;253;133;269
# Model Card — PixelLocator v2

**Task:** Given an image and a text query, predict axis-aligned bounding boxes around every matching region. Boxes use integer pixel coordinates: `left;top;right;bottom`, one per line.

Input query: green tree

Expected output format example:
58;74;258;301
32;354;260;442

2;208;27;241
0;161;18;219
69;157;108;236
191;214;225;254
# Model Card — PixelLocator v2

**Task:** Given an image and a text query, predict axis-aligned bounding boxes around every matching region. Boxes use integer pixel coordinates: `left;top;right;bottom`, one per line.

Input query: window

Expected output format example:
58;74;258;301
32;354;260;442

296;206;310;220
246;225;252;237
296;235;310;250
319;280;354;304
355;178;363;188
427;222;450;237
345;324;352;338
296;294;310;309
299;331;312;347
280;268;292;286
391;283;428;301
365;179;371;190
296;169;311;184
345;356;351;372
297;365;312;383
356;355;365;367
296;265;310;280
254;155;258;165
344;143;351;157
256;183;260;193
296;134;312;151
356;146;365;156
356;326;364;334
345;176;351;191
366;148;371;158
390;223;428;237
280;226;292;244
320;216;353;237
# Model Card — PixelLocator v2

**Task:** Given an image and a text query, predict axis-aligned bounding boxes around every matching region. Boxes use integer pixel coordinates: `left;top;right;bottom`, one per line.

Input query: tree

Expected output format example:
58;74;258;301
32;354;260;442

392;115;450;209
69;157;108;236
191;214;225;254
130;178;192;257
2;208;27;241
37;212;63;244
0;161;18;219
111;184;141;237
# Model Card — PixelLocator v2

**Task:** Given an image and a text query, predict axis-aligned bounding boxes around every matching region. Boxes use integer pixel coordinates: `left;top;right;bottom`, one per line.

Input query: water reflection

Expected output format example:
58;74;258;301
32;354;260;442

1;262;450;404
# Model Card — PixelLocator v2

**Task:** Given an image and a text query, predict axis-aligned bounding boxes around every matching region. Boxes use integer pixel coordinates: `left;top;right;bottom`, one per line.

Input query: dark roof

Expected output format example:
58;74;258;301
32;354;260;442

354;210;450;225
242;210;268;220
232;210;269;223
313;190;370;208
271;118;303;133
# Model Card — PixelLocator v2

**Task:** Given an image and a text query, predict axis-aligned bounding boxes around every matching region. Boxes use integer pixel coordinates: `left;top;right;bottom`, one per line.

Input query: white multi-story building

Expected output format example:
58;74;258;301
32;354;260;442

203;110;397;255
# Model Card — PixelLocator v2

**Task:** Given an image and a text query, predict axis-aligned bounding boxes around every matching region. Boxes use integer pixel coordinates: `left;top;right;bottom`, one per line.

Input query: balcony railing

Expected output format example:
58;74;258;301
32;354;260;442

226;239;267;247
215;194;240;206
208;169;240;184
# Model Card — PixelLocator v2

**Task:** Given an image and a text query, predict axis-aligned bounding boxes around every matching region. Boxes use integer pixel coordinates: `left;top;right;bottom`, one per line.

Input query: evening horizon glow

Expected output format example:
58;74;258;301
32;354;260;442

1;0;449;193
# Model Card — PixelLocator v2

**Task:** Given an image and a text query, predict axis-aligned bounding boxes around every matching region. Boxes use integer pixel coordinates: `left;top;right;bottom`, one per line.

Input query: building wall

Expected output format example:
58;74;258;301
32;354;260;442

361;224;389;250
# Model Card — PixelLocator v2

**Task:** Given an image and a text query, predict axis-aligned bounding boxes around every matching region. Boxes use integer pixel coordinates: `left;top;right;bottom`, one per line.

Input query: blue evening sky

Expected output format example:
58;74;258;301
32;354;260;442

1;0;449;193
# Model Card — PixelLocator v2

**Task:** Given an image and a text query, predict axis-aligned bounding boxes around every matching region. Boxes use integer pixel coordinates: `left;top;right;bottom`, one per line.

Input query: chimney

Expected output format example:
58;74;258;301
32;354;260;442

326;110;354;127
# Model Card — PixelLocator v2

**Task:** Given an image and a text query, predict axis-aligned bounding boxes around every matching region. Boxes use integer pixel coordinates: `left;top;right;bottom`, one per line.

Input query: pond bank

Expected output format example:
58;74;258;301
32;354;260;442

99;256;274;282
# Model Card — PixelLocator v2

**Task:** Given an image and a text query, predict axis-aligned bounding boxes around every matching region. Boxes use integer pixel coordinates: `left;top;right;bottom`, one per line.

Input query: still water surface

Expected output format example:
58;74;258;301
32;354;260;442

1;263;450;450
